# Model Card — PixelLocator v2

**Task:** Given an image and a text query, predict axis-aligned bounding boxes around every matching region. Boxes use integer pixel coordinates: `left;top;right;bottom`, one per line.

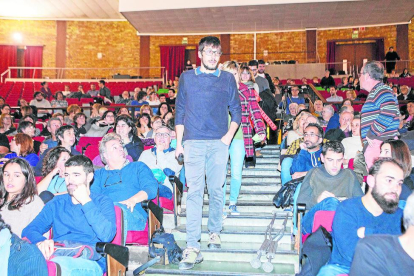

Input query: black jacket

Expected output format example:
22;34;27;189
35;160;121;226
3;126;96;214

259;89;278;121
265;73;275;94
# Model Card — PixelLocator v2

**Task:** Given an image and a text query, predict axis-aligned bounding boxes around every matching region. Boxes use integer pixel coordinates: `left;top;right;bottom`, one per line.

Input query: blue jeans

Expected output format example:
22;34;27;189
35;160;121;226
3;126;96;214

223;139;245;207
302;197;340;235
184;140;229;250
281;157;293;185
159;184;173;200
52;256;102;276
317;263;350;276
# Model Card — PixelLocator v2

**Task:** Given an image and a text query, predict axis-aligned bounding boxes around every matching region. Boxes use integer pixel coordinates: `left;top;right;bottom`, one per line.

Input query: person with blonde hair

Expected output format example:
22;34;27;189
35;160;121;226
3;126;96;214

286;111;310;146
0;114;15;135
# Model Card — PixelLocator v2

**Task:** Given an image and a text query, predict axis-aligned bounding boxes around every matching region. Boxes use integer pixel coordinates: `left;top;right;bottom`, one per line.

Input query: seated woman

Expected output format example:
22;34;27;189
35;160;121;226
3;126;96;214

84;110;115;137
137;113;152;139
0;158;44;237
345;90;356;101
156;102;172;118
73;112;87;140
139;104;154;117
114;115;144;161
285;111;309;147
0;114;16;135
117;107;131;117
64;104;81;125
400;68;411;78
37;147;71;195
17;121;40;154
162;111;173;125
3;134;39;167
379;139;413;200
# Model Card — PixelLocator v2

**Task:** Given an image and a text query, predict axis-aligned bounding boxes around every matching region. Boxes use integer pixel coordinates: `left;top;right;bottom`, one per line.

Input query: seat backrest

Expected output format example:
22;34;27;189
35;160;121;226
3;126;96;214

84;145;100;160
76;137;102;153
311;211;336;233
33;136;45;143
112;206;125;246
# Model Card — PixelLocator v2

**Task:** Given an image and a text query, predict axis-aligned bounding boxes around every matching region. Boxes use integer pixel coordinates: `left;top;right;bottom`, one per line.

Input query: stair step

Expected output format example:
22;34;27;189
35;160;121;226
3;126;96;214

237;170;280;177
256;158;279;164
226;176;281;183
258;150;280;155
144;260;295;276
253;164;278;169
179;212;291;227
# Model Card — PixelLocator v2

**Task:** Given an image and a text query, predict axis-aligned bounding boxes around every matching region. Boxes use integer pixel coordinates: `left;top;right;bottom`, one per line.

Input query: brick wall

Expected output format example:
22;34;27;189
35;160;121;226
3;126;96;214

0;19;56;78
66;21;140;79
408;19;414;72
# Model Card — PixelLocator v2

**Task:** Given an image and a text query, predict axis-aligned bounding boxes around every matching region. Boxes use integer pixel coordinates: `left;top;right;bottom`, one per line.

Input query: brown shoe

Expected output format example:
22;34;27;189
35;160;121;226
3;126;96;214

255;150;263;158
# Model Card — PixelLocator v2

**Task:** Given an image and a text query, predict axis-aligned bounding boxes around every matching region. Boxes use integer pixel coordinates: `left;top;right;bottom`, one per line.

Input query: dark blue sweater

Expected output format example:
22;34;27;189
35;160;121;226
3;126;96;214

329;196;403;268
175;69;242;141
290;148;322;174
22;193;116;272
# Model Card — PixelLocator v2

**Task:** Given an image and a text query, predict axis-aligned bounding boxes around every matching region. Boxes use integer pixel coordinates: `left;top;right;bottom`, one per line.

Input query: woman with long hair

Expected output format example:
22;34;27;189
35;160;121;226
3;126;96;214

37;147;71;194
221;61;266;215
84;110;115;137
286;111;310;146
380;139;413;200
2;134;39;166
73;112;87;139
114;115;144;161
136;113;152;138
156;102;172;117
0;158;44;237
0;114;16;135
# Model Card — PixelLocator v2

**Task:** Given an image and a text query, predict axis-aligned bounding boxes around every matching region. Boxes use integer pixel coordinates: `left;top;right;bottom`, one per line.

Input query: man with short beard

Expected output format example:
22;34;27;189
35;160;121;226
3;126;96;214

318;158;404;276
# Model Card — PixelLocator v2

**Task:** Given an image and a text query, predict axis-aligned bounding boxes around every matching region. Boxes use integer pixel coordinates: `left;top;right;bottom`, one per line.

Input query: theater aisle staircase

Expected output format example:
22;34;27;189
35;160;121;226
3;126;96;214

128;144;298;276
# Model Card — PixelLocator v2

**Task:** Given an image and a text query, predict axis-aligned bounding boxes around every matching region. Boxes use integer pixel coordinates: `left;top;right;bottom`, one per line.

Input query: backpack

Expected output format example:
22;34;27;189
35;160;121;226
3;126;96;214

149;228;182;264
259;89;278;121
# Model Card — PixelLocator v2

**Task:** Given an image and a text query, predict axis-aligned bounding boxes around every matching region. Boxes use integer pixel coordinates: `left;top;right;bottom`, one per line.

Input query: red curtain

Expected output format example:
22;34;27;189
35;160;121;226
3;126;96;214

195;45;201;67
24;46;43;78
160;46;186;81
326;41;336;70
0;45;17;78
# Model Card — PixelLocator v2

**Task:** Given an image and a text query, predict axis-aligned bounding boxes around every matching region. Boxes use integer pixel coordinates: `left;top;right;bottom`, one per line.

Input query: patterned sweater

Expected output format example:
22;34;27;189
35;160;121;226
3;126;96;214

360;82;400;145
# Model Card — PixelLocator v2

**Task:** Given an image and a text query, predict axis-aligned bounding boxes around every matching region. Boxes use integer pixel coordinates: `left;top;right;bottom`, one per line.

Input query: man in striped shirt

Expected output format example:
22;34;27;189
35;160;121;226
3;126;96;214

360;61;400;169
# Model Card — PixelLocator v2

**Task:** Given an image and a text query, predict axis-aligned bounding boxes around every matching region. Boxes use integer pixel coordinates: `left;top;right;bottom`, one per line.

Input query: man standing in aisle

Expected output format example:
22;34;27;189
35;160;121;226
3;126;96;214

175;36;242;270
384;47;400;74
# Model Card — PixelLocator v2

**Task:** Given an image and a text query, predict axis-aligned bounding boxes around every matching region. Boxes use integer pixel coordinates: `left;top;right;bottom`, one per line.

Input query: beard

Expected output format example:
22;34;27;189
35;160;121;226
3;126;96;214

202;59;218;71
372;186;399;214
258;69;265;74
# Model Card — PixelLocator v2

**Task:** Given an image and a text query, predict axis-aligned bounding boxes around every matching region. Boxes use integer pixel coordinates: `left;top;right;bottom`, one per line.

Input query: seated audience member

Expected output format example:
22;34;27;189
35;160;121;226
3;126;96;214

325;111;354;141
62;85;71;97
319;104;334;127
284;115;320;157
166;89;176;105
118;107;131;117
397;85;414;101
68;85;90;99
399;68;411;78
280;86;305;115
0;134;9;157
146;115;164;138
148;92;160;106
311;99;324;117
116;91;131;104
1;104;11;115
39;117;62;154
350;191;414;276
2;215;48;276
312;77;320;86
326;86;344;102
318;158;404;276
130;91;149;107
29;92;52;119
17;121;41;154
50;91;68;114
163;111;174;125
87;84;100;97
35;125;80;176
345;90;357;101
140;104;154;117
64;104;82;125
297;141;363;234
91;133;157;231
0;97;4;106
22;155;116;275
84;110;115;137
400;101;414;132
2;134;39;166
337;77;348;89
37;147;71;195
0;158;44;237
52;112;64;125
282;103;298;132
286;111;310;147
342;99;353;107
341;116;363;164
14;104;33;120
298;104;306;112
159;94;167;103
88;103;103;125
73;112;88;139
325;105;354;132
290;123;324;180
0;114;16;135
351;77;360;91
320;70;335;88
137;113;152;138
99;80;112;103
114;115;144;161
156;102;172;118
139;126;182;199
379;139;413;198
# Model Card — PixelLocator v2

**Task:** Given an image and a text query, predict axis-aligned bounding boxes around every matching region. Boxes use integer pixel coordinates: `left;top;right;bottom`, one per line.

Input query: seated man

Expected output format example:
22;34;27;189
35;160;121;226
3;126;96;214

29;92;52;119
35;125;80;176
280;86;305;114
326;86;344;103
22;155;116;275
297;141;363;234
312;99;324;117
290;123;324;180
350;191;414;276
341;116;363;164
326;105;354;132
325;111;354;141
139;126;182;199
39;117;62;154
318;158;404;276
91;132;158;231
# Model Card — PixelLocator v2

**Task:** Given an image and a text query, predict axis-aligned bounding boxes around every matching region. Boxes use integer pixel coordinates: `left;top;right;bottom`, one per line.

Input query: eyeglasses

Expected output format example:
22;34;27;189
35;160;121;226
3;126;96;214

155;133;170;138
303;133;320;138
104;172;122;187
203;49;222;56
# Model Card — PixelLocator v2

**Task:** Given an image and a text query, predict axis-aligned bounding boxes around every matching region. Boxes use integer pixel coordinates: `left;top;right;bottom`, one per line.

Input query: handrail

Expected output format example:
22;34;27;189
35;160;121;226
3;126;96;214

0;69;10;83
